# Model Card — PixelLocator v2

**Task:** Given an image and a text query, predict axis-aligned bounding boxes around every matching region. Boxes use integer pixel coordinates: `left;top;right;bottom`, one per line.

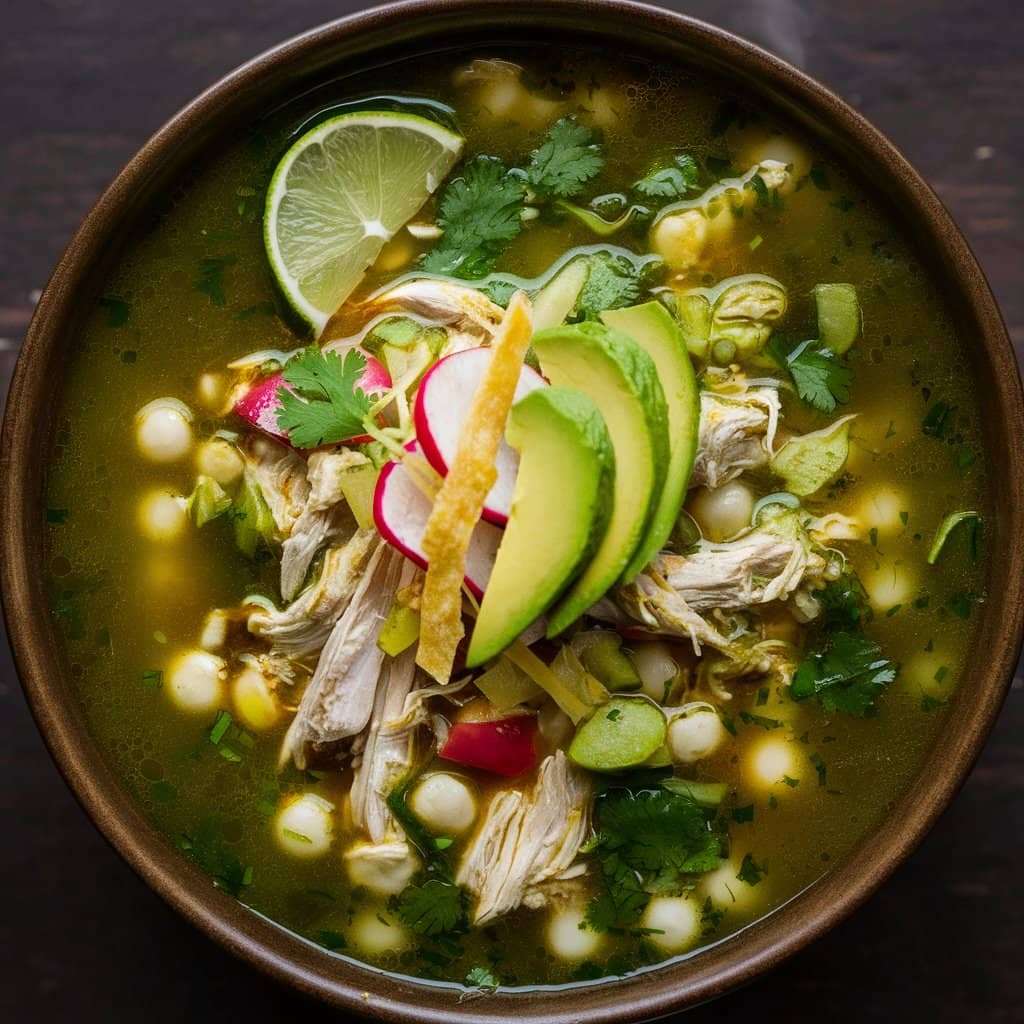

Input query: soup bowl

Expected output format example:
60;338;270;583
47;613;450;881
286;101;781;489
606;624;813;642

2;1;1023;1019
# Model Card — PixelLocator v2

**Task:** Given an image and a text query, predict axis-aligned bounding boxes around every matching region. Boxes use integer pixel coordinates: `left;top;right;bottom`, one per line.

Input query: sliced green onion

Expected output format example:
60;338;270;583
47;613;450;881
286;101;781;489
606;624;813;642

751;490;800;525
928;510;981;564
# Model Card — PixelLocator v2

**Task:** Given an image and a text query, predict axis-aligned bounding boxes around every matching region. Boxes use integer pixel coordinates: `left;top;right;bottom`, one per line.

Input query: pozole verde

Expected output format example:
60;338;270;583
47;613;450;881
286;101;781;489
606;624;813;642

45;49;986;988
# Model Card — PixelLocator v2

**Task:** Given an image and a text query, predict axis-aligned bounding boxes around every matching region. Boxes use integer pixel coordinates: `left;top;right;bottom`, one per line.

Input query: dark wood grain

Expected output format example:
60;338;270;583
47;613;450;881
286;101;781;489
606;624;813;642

1;1;1021;1020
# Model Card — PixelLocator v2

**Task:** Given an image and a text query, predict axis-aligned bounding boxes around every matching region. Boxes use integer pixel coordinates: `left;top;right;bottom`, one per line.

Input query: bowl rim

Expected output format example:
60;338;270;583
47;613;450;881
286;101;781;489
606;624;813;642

3;1;1023;1020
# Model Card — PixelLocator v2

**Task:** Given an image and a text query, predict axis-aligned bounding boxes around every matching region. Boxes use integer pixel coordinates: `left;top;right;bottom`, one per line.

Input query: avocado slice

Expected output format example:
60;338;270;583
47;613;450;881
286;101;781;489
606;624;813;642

466;386;615;668
532;322;669;635
601;302;700;580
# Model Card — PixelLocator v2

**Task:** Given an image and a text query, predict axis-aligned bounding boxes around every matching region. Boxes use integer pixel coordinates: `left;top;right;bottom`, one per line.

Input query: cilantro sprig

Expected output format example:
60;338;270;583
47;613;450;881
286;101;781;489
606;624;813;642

419;155;527;279
525;116;604;198
584;786;723;932
421;116;604;280
632;154;700;201
790;574;898;717
274;347;374;449
767;336;853;413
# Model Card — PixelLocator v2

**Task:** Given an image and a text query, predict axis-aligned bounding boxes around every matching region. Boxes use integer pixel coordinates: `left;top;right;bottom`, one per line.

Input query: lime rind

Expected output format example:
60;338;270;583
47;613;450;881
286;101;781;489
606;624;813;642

264;111;463;336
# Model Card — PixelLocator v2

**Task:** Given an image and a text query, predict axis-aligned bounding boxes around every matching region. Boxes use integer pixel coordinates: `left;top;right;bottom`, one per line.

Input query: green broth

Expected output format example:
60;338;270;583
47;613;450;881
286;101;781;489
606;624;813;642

45;46;987;987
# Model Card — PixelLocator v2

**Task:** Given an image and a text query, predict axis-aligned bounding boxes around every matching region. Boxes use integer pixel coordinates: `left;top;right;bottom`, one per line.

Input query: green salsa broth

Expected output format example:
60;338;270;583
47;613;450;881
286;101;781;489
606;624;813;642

44;46;986;987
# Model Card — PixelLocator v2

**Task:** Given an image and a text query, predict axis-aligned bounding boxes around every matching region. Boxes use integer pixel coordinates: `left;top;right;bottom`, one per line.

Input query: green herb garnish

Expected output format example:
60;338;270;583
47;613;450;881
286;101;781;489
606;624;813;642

767;337;853;413
525;116;604;198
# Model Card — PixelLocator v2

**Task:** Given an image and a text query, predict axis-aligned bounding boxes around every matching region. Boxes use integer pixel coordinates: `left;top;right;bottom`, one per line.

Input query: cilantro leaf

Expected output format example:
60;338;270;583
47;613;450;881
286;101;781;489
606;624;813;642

577;251;662;320
420;155;526;279
736;853;766;886
767;337;853;413
465;966;500;990
526;116;604;199
396;878;467;936
790;630;897;717
633;154;700;201
274;347;374;449
584;788;722;931
817;573;871;630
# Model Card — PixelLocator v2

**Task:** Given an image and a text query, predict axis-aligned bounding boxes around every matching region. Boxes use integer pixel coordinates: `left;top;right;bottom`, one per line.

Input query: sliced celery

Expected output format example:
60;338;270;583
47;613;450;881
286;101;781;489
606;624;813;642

815;283;861;354
571;630;642;691
568;695;666;772
339;462;380;530
475;657;545;710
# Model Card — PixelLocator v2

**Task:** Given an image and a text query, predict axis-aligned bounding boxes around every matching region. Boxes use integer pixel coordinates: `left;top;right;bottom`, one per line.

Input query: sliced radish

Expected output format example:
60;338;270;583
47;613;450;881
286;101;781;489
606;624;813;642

439;716;539;777
413;348;546;525
234;351;391;447
373;441;501;599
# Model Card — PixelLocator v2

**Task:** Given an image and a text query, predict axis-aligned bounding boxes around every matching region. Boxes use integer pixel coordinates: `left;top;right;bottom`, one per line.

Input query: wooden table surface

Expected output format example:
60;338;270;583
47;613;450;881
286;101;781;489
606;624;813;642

2;1;1022;1020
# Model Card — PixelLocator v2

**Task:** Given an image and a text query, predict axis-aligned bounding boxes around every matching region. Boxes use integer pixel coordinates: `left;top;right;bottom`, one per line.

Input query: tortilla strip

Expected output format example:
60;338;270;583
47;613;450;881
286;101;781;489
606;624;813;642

416;292;534;682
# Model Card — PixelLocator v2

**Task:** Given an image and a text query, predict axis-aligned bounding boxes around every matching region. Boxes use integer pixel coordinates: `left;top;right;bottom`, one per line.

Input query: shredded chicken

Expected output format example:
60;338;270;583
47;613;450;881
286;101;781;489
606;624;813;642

279;449;362;600
279;543;408;768
248;528;376;659
357;278;504;353
691;387;781;489
610;514;834;658
239;434;309;536
653;513;828;612
456;751;591;925
350;643;421;843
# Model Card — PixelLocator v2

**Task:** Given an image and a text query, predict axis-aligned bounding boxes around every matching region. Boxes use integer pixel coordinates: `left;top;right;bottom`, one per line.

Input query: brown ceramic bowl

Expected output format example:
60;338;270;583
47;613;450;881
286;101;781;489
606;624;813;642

2;1;1022;1020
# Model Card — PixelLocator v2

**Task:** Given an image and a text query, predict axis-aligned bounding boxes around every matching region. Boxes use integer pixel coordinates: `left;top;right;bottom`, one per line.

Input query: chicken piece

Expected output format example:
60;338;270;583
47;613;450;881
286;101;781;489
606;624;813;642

456;751;591;925
239;433;309;537
357;278;504;353
279;449;362;601
248;528;377;659
279;543;408;768
653;512;829;612
350;642;421;843
691;388;781;489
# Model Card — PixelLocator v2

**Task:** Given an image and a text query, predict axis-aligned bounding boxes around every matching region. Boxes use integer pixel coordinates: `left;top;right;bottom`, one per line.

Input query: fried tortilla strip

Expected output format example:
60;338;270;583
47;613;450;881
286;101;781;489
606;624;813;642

416;291;534;682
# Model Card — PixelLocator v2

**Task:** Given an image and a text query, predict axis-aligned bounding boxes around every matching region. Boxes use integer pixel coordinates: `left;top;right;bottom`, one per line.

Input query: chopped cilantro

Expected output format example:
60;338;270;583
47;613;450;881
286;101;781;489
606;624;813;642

809;162;831;191
479;277;519;307
922;401;955;439
885;604;902;618
791;630;898;717
317;929;347;950
177;818;251;896
274;347;374;449
465;966;500;990
736;854;765;886
766;337;853;413
810;753;827;787
869;527;879;548
98;295;131;327
731;804;755;824
818;574;870;629
584;787;722;932
434;836;454;850
934;665;949;684
700;896;726;937
922;693;948;712
738;711;782;730
397;878;467;936
525;116;604;198
46;508;69;524
194;254;236;306
218;746;243;763
633;154;699;201
421;155;526;278
782;775;800;788
141;669;163;691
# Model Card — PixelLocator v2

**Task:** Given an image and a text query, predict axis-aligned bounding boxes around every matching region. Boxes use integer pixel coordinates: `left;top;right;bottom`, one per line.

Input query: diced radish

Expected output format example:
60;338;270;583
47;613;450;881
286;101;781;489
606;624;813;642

234;351;391;447
439;716;539;777
413;348;547;525
373;441;501;599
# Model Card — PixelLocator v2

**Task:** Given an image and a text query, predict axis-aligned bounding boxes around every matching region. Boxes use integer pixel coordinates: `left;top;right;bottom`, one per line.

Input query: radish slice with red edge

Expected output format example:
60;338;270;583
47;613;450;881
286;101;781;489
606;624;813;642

413;348;547;525
372;440;501;599
439;716;539;777
234;350;391;447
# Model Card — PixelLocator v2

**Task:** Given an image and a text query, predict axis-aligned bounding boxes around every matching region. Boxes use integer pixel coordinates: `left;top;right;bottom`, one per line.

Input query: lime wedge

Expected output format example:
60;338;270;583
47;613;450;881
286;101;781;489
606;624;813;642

264;112;463;336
